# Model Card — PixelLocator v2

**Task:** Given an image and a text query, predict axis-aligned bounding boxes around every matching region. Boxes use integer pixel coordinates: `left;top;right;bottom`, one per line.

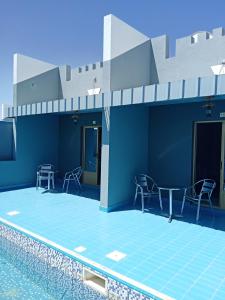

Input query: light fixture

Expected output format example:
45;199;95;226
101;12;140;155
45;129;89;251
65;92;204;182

72;114;79;124
202;96;215;117
87;88;101;96
211;60;225;75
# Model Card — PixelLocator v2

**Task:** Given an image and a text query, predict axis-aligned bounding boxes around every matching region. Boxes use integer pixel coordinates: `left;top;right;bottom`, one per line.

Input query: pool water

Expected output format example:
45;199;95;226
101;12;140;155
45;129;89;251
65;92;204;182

0;236;106;300
0;254;54;300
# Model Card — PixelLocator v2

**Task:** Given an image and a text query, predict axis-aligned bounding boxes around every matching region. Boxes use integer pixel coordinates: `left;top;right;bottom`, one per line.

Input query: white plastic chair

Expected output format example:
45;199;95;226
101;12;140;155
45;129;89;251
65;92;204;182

36;164;55;190
181;179;216;222
134;174;162;213
62;167;82;193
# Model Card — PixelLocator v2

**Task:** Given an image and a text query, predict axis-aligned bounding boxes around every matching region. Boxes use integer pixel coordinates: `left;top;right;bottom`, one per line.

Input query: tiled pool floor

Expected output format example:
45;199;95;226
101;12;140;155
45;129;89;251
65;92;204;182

0;187;225;300
0;250;55;300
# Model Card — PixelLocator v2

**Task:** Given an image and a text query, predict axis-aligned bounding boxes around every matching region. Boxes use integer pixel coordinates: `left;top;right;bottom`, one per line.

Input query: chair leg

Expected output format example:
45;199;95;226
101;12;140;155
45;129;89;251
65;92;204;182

52;175;55;189
147;195;151;208
209;195;213;210
62;178;66;190
181;189;187;215
196;196;201;222
48;173;50;190
77;179;81;191
208;196;215;217
66;180;70;193
134;188;138;207
141;193;144;213
159;193;163;210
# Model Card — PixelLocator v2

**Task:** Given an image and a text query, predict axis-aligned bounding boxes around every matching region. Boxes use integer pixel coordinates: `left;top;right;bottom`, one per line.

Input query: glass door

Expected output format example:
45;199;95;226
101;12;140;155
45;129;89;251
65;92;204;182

82;126;101;185
220;122;225;208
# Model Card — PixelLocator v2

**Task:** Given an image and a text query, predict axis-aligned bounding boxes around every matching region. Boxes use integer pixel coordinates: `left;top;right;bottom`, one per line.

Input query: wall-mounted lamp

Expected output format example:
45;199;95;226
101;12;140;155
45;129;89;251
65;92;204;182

202;96;215;117
72;114;79;124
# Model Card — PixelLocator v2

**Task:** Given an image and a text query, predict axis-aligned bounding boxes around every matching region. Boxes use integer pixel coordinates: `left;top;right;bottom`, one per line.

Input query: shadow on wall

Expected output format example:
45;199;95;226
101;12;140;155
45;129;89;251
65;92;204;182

0;114;59;188
14;68;63;106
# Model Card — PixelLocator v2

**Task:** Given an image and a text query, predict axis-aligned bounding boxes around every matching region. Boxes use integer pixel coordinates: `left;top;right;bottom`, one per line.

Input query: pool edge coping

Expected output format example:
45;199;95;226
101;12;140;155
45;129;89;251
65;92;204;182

0;217;175;300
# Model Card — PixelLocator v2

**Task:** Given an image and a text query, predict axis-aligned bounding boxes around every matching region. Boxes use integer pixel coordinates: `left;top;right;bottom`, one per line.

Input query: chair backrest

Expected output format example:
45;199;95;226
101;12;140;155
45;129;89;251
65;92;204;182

194;179;216;197
135;174;148;188
72;167;82;179
135;174;158;192
147;176;158;193
38;164;54;172
201;179;216;196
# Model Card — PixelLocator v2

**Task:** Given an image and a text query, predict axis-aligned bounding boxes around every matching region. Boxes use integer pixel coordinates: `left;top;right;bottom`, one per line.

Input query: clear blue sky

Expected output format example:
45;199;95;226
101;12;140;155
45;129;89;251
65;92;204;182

1;0;225;104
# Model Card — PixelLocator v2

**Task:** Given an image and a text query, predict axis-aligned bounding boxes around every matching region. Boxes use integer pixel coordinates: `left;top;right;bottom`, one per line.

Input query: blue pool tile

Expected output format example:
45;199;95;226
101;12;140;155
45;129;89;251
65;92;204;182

212;291;225;300
181;285;215;300
162;284;190;299
1;187;225;300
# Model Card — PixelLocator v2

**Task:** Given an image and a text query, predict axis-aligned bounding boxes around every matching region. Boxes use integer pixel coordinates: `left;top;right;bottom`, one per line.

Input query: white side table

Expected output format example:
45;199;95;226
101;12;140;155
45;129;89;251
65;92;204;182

158;187;184;223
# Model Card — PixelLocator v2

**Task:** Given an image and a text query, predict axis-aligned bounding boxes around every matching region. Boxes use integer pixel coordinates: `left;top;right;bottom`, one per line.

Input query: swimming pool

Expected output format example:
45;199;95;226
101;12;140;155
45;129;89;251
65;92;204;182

0;235;107;300
3;186;225;299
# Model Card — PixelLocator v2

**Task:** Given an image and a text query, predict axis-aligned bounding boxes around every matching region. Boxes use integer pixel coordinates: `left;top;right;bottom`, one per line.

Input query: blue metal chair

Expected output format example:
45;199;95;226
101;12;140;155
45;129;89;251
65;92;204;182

181;179;216;222
134;174;162;213
63;167;83;193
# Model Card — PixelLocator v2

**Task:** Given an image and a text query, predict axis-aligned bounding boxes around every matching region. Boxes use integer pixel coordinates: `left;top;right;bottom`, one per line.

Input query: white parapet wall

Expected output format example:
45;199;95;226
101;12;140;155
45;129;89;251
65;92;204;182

0;104;10;120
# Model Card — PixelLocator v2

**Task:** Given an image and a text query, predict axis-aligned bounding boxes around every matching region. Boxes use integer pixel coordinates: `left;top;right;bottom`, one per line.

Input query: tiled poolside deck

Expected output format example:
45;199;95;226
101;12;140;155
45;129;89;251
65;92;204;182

0;187;225;300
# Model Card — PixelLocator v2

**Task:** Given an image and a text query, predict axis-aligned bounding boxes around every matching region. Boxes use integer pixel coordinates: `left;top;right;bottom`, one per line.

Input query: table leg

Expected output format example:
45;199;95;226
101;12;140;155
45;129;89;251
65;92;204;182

48;173;50;190
181;188;187;215
168;189;173;223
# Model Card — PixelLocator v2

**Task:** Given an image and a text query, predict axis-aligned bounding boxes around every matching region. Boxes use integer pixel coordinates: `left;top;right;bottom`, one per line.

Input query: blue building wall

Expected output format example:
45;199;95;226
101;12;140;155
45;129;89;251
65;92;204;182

0;112;103;189
58;112;102;177
0;115;59;188
107;105;149;209
149;101;225;187
99;108;110;208
0;121;15;161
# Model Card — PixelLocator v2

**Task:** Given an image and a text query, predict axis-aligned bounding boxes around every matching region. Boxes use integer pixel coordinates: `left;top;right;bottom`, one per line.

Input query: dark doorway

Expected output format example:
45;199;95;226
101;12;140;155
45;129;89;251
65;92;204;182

195;122;221;205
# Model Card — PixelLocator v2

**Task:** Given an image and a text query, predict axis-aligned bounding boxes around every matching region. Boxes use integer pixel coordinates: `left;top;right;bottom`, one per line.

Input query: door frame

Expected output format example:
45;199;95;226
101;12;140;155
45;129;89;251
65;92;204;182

82;125;101;186
193;120;225;208
220;122;225;208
